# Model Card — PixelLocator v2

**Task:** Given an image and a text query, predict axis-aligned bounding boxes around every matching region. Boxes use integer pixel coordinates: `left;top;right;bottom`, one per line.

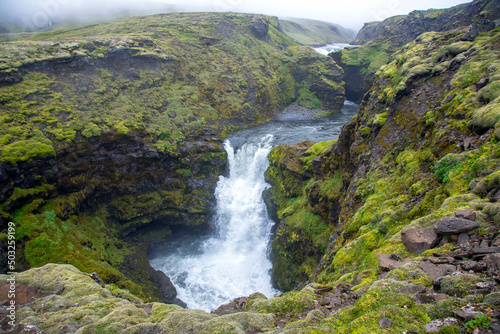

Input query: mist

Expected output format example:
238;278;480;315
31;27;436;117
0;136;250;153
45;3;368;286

0;0;471;33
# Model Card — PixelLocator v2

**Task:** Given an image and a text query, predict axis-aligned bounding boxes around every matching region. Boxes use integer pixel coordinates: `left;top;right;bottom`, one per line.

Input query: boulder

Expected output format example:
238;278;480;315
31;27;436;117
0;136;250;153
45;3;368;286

376;254;411;271
454;208;476;221
379;316;392;329
433;216;480;234
418;260;456;280
401;227;439;254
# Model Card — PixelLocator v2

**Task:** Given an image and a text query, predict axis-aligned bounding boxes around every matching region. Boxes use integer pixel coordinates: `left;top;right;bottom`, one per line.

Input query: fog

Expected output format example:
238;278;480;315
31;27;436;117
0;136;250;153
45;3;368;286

0;0;471;33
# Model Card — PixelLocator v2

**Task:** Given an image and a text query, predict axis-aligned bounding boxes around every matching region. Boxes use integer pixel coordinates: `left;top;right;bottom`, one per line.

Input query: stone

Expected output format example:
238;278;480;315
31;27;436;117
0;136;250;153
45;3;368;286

460;260;487;272
453;304;484;321
433;216;480;234
483;253;500;273
397;284;427;295
376;254;411;271
418;292;451;304
454;208;476;221
457;233;469;245
425;317;458;333
401;227;439;254
379;316;392;329
418;260;456;280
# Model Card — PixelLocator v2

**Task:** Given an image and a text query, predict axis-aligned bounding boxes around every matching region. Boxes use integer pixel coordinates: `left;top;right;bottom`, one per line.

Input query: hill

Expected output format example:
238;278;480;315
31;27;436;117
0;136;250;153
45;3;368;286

279;17;355;46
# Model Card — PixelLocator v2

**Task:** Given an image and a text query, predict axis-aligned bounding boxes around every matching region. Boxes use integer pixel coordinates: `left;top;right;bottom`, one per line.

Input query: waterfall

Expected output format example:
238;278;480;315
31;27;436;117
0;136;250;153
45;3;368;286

150;134;279;311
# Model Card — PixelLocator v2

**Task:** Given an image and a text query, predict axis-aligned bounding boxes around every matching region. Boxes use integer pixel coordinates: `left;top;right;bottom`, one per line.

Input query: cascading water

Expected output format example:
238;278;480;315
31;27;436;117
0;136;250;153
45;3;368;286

149;100;359;311
150;135;279;311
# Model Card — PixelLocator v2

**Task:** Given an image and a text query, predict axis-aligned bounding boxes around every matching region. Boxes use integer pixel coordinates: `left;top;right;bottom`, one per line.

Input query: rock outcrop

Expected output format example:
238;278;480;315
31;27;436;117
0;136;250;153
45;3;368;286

332;0;500;103
0;12;345;303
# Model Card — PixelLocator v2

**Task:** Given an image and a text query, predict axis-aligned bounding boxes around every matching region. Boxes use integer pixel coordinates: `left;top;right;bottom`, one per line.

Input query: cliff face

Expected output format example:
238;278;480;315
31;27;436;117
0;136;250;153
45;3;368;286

0;12;345;302
265;22;500;332
333;0;500;103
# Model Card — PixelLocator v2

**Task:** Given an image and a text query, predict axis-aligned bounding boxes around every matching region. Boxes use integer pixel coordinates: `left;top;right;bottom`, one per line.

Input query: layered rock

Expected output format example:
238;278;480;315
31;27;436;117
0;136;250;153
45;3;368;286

0;12;345;302
332;0;500;103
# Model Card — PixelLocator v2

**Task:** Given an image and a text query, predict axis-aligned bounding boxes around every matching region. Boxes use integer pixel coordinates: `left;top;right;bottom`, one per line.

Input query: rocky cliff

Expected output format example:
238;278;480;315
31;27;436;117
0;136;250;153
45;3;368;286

332;0;500;103
0;12;345;304
264;18;500;333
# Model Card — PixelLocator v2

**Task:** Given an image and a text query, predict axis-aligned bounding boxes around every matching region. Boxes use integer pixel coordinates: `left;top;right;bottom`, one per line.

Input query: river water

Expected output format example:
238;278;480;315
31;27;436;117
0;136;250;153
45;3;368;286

149;101;358;311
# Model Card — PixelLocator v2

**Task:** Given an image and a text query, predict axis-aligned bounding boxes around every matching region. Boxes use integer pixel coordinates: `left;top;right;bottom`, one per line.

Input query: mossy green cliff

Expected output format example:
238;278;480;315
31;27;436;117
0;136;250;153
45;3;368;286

264;21;500;333
0;12;345;303
332;0;500;103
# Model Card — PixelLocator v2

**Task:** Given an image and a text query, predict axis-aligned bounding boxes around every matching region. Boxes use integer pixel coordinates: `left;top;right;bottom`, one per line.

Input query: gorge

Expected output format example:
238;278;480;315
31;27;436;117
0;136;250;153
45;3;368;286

1;0;500;333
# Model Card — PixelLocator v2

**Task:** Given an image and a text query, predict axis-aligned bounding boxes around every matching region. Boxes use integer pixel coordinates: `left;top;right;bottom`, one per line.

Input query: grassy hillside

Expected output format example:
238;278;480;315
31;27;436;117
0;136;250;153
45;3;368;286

280;17;355;46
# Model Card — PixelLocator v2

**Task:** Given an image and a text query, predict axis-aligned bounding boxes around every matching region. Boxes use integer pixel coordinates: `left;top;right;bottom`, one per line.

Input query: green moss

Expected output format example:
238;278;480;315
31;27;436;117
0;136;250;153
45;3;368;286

249;290;314;318
440;273;480;297
1;138;55;163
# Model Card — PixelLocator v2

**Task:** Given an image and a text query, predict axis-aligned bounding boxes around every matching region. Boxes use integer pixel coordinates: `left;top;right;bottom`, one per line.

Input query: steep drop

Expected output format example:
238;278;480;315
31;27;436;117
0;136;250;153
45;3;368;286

150;135;279;311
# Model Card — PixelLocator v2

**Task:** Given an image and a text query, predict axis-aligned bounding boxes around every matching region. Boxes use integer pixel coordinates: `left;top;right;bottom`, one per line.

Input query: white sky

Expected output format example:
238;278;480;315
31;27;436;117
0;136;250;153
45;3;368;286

0;0;472;31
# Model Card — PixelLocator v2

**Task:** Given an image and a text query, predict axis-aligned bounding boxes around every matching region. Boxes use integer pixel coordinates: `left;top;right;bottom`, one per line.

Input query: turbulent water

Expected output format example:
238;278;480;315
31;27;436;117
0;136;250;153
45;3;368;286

149;101;358;311
313;43;354;56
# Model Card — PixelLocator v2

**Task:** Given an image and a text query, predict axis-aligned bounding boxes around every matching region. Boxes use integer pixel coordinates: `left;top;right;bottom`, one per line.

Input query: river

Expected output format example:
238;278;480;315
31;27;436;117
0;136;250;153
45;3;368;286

149;101;358;311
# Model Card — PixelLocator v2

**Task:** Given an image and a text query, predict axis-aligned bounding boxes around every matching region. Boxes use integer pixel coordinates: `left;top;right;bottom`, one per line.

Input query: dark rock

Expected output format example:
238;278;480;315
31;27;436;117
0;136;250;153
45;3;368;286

461;260;487;272
250;18;269;40
457;233;470;245
401;227;439;254
379;316;392;329
433;216;480;234
455;208;476;221
462;17;496;41
376;254;411;271
425;317;458;333
149;269;186;307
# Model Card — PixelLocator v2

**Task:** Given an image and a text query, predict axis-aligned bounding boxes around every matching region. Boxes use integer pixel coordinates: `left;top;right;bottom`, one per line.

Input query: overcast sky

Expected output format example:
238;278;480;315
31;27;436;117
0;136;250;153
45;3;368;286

0;0;472;31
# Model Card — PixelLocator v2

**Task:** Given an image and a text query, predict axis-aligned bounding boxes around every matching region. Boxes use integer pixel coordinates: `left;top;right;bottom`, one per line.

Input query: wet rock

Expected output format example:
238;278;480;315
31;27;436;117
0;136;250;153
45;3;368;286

376;254;411;271
379;316;392;329
425;317;458;333
401;227;439;254
433;216;480;234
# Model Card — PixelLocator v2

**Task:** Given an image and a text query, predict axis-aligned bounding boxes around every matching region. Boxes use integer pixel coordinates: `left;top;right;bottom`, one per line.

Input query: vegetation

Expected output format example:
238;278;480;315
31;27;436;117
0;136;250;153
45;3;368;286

279;18;355;46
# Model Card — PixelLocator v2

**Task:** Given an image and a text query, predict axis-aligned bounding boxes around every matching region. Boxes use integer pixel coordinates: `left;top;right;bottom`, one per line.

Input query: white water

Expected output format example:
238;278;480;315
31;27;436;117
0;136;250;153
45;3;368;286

313;42;356;56
150;135;279;311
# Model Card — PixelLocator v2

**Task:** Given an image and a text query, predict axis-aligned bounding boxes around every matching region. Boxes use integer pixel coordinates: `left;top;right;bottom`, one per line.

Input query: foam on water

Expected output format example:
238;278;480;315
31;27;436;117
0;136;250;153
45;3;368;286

150;135;279;311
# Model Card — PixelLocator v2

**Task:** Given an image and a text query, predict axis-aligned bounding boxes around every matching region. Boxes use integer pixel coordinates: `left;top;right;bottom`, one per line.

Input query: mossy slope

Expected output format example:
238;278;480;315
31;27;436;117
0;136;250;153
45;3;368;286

0;12;345;302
